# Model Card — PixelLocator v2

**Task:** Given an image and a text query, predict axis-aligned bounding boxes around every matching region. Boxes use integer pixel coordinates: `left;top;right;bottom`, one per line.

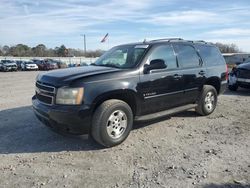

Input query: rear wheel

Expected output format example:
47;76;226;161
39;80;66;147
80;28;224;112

91;99;133;147
196;85;217;116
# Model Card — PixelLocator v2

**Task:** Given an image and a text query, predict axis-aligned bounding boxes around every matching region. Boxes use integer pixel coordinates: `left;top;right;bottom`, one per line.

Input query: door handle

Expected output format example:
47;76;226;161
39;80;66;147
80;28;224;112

199;70;205;76
173;74;182;79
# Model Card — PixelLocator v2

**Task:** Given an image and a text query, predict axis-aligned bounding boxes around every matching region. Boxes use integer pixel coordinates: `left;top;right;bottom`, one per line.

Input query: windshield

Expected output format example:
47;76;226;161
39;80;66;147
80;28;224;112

2;60;12;64
94;45;147;69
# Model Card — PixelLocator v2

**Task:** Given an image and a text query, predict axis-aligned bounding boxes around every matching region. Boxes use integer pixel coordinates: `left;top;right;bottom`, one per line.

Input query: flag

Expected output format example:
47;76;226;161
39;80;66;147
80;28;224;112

101;33;109;43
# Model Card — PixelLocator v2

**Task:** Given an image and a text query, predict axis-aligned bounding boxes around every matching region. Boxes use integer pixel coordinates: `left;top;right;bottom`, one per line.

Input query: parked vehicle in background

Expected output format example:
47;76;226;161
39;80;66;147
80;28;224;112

68;63;77;67
33;38;228;147
228;62;250;91
243;58;250;64
0;60;18;72
47;59;67;69
15;60;24;70
33;59;58;70
223;53;250;68
44;59;59;70
21;61;39;71
32;59;46;70
80;62;88;66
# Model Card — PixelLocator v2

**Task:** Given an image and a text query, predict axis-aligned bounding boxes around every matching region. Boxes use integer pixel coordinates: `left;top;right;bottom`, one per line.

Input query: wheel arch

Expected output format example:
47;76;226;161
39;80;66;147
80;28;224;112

91;89;140;116
204;77;221;94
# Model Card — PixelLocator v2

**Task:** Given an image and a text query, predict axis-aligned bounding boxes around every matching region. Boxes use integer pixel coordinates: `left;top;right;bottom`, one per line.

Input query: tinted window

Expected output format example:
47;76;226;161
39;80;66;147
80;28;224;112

148;45;177;69
174;44;200;68
196;45;225;66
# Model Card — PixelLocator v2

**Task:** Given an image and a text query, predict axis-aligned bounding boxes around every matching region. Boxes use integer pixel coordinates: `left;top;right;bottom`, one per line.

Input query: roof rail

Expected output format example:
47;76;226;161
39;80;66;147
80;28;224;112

149;38;183;42
148;38;212;45
182;40;212;45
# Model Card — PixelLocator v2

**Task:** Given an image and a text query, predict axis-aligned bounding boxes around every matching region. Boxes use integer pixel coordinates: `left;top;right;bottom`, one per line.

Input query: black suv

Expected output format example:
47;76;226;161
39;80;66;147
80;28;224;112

32;38;227;147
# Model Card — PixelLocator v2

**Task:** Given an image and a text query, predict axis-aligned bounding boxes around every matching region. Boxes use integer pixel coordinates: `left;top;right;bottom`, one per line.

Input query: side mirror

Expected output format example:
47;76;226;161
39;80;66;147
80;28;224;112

144;59;167;74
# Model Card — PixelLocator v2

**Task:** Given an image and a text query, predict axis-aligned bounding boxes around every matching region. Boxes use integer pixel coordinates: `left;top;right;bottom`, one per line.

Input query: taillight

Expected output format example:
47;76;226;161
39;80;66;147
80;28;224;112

225;65;229;81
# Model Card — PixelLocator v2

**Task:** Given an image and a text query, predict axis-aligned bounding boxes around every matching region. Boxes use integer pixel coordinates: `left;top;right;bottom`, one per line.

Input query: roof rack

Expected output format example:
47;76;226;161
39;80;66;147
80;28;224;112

148;38;212;45
149;38;183;42
181;40;212;45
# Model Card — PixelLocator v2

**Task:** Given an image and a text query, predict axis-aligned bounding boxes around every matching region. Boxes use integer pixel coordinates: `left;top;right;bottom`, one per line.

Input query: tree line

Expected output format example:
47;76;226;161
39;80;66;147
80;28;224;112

0;42;241;57
213;42;240;54
0;44;104;57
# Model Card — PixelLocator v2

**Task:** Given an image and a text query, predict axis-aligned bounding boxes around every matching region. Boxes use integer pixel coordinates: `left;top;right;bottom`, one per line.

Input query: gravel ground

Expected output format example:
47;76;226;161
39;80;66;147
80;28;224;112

0;71;249;188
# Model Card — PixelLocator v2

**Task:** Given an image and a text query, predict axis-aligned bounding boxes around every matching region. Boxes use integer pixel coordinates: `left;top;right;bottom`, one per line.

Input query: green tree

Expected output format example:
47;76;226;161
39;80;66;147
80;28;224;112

32;44;47;57
56;45;68;57
9;44;31;56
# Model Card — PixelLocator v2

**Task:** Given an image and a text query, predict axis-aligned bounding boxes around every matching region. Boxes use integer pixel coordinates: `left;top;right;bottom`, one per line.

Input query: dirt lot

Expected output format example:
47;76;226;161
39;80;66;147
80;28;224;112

0;71;249;188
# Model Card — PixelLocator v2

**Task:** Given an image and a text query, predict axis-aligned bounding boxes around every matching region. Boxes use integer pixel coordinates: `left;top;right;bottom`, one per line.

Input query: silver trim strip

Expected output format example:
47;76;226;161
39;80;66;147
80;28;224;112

144;87;198;99
36;82;56;93
237;78;250;83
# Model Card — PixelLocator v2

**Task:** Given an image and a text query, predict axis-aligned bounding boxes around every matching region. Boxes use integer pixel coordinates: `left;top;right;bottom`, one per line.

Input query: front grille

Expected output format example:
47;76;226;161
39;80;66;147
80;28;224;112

237;69;250;79
36;81;56;105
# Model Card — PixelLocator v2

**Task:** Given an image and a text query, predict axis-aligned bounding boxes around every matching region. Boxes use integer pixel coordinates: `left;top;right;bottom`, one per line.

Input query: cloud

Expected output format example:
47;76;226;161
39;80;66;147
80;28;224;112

145;11;219;25
0;0;250;52
206;28;250;37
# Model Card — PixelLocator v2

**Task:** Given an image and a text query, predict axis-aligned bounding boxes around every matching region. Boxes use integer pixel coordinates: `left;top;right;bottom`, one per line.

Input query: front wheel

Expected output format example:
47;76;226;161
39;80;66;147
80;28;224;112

196;85;218;116
91;99;133;147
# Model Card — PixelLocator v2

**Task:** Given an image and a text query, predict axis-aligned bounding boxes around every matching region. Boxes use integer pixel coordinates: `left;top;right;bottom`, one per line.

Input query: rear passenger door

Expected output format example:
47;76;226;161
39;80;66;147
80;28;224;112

173;44;206;104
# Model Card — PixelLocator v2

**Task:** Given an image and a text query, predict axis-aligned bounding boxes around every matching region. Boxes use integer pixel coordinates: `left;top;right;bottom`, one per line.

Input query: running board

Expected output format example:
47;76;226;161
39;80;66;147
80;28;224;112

135;104;197;121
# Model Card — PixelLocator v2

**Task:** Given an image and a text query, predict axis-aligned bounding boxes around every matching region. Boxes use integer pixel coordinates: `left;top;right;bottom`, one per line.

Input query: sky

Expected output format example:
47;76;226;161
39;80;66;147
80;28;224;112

0;0;250;52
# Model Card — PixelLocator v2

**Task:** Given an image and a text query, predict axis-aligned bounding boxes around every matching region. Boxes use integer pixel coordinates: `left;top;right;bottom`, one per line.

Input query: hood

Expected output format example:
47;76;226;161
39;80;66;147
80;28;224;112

4;63;17;66
37;65;120;87
237;62;250;71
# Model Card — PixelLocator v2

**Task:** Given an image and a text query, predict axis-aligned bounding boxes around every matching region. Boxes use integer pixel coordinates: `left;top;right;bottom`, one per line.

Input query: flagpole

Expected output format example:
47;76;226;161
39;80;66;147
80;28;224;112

107;37;109;50
100;33;109;50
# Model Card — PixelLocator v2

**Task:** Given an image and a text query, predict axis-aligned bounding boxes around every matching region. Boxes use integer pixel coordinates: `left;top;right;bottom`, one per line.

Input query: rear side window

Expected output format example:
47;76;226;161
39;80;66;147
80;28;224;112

196;45;225;66
174;44;200;68
148;45;177;70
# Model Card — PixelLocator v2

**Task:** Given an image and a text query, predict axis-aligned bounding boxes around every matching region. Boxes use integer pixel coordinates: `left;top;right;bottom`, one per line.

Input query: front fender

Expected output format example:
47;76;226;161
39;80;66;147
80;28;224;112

83;78;142;115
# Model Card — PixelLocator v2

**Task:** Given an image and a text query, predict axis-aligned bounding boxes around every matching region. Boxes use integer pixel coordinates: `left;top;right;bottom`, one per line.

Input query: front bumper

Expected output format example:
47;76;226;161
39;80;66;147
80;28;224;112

237;78;250;89
5;67;17;71
32;96;92;135
26;67;38;70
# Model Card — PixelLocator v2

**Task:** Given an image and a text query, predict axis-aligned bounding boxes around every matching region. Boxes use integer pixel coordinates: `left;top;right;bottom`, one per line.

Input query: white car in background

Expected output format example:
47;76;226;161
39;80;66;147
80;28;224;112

21;61;38;71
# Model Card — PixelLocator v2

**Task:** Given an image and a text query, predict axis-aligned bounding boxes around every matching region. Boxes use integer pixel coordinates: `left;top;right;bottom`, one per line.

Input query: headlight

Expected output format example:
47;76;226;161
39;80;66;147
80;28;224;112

56;87;84;105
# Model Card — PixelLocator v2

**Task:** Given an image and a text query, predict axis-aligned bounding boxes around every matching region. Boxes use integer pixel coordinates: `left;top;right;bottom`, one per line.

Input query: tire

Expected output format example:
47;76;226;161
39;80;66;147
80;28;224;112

228;84;238;91
195;85;218;116
91;99;133;147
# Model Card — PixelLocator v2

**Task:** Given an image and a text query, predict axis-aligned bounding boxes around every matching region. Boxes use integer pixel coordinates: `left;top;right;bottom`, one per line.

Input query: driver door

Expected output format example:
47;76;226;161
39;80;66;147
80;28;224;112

138;44;185;115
